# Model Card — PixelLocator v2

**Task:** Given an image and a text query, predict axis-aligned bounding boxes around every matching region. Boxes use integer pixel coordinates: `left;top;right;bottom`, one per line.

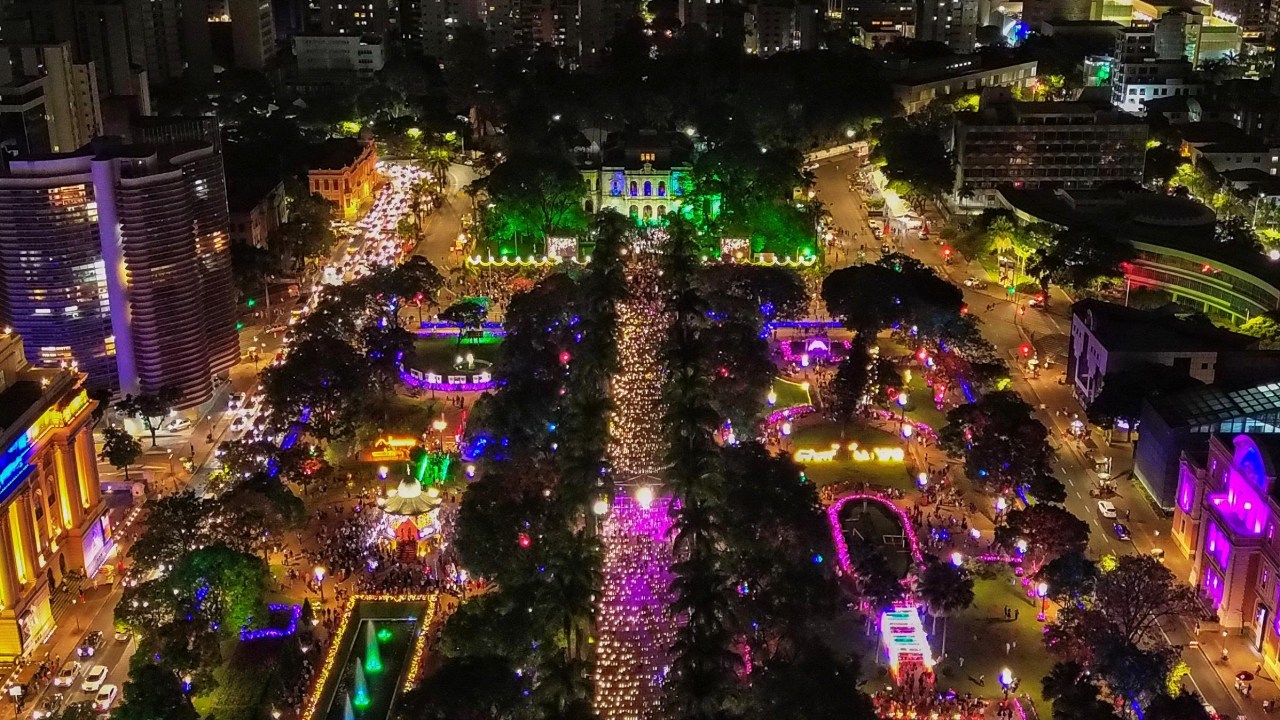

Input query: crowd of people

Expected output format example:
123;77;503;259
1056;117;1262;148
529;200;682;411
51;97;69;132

872;685;992;720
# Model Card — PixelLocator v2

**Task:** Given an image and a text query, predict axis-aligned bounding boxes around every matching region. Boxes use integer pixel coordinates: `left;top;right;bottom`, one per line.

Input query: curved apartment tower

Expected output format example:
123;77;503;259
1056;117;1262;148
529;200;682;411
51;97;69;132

0;141;238;409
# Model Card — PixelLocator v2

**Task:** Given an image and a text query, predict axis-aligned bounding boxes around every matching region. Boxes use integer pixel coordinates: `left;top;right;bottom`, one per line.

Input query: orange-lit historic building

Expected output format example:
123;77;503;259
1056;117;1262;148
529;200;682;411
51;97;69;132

0;329;109;660
306;138;379;220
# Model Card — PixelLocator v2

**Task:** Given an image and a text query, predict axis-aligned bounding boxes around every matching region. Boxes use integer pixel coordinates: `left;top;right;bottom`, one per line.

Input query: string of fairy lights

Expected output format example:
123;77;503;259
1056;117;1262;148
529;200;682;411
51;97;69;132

595;232;679;720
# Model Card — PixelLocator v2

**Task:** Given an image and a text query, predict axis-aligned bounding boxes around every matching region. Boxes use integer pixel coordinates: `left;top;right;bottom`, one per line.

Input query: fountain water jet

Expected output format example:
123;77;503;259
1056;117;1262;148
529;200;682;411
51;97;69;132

343;692;356;720
353;663;371;709
364;621;383;673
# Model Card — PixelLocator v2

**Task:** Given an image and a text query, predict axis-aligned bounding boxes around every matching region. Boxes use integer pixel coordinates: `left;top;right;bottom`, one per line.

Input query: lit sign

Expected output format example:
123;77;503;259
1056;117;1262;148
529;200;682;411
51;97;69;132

794;443;905;463
364;436;417;462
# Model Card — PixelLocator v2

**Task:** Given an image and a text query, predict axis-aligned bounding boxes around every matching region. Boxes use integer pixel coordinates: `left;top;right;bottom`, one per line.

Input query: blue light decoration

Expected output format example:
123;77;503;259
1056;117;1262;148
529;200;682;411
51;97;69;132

239;604;303;642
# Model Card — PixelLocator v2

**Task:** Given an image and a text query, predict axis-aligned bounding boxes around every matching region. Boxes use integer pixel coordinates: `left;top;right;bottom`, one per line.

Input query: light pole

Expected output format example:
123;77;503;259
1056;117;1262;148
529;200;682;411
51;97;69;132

314;565;327;601
1037;581;1049;622
432;416;447;450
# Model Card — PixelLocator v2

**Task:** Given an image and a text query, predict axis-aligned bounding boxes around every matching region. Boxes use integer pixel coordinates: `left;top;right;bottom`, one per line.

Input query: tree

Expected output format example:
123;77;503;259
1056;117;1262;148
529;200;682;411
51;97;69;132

1241;310;1280;348
1042;661;1124;720
916;555;975;657
938;391;1054;494
744;639;880;720
1215;215;1261;252
1091;554;1199;648
439;300;488;346
115;387;182;447
1037;551;1098;603
397;655;527;720
112;663;199;720
1029;227;1133;300
99;427;142;482
390;255;445;322
827;336;872;435
1145;692;1213;720
872;117;955;201
822;254;963;335
268;193;338;274
997;504;1090;575
480;153;588;251
700;264;808;321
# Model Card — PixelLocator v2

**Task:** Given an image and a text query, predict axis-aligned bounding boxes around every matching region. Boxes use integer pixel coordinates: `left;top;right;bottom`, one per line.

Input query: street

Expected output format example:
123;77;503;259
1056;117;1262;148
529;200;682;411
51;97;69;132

812;154;1253;718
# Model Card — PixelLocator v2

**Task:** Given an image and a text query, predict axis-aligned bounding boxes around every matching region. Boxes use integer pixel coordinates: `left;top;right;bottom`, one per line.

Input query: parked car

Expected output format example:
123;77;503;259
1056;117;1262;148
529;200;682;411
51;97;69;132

963;277;988;289
53;660;80;687
1113;522;1131;540
81;665;108;692
163;417;192;432
76;630;103;657
230;415;248;433
93;684;118;712
1097;500;1117;518
228;392;246;409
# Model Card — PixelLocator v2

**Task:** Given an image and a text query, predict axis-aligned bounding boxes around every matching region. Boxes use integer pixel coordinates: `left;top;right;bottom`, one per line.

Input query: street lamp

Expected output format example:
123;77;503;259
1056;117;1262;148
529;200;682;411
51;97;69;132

767;389;777;406
634;485;655;509
1036;581;1049;622
314;565;327;601
432;416;447;450
950;551;964;567
999;668;1014;688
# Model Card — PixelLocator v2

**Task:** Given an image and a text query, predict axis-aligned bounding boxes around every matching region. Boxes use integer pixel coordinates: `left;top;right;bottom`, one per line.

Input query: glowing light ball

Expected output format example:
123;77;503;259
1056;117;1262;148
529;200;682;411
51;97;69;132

634;485;655;509
950;552;964;567
592;498;610;516
517;533;532;548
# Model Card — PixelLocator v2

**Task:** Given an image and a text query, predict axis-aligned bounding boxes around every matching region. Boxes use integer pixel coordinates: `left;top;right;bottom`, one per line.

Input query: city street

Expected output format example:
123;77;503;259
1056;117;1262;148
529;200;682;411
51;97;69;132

812;154;1254;718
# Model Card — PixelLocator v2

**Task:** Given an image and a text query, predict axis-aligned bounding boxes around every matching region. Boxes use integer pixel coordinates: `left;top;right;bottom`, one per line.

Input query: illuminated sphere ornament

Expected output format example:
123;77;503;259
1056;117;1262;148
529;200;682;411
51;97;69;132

517;533;532;548
592;498;610;516
634;485;655;509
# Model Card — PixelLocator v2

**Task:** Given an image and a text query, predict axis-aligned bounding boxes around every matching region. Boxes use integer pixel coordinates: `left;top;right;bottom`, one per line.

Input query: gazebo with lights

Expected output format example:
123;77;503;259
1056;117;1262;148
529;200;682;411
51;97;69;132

379;448;447;563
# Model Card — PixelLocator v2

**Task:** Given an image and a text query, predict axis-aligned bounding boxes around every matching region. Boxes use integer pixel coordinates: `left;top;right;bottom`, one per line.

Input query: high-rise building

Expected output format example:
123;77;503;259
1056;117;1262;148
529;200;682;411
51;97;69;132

304;0;393;37
418;0;483;56
0;140;238;408
1;44;103;153
72;0;184;93
227;0;276;68
915;0;979;50
745;0;820;54
952;91;1149;206
0;328;109;661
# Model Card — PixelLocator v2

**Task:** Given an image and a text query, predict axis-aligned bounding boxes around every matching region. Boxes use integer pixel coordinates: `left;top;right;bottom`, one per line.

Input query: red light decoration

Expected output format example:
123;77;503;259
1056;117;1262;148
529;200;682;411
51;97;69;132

1020;344;1032;356
559;351;571;365
517;533;532;548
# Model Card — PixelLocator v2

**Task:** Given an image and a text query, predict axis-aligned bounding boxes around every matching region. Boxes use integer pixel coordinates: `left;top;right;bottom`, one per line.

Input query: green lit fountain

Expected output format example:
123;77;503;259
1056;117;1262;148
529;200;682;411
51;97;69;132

365;621;383;673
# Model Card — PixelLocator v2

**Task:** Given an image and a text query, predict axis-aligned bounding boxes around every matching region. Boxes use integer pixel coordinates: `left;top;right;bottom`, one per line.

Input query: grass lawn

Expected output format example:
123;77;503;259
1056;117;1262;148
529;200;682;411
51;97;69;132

933;571;1055;719
902;372;949;431
770;377;812;411
789;421;912;490
405;336;503;374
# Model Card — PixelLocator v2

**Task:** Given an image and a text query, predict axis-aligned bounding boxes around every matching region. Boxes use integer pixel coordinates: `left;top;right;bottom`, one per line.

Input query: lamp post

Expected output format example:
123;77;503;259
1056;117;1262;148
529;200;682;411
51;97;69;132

432;416;447;450
314;565;327;601
1037;582;1049;622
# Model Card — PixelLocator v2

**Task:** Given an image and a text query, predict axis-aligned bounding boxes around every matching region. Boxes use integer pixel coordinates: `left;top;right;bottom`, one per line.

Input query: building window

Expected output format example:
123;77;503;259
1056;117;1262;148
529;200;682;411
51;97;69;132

643;181;652;196
658;181;666;197
629;181;638;197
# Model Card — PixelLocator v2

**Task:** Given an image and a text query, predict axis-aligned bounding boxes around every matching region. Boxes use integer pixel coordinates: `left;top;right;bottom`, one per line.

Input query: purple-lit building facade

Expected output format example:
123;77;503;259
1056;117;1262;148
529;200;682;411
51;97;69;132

1174;434;1280;664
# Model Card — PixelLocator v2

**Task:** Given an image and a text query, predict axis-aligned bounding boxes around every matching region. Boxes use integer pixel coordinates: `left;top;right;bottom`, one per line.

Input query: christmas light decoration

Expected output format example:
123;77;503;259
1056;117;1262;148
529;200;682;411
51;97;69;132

239;604;302;642
299;594;437;720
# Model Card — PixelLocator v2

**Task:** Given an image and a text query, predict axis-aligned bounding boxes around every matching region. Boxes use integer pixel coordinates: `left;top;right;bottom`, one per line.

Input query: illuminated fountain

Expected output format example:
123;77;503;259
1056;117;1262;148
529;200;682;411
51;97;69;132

342;694;355;720
352;664;370;709
365;621;383;673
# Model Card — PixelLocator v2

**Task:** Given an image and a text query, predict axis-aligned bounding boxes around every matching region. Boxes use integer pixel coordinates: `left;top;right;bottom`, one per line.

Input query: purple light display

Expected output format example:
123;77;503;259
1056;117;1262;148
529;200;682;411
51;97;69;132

593;494;677;720
1176;469;1196;514
1205;520;1231;571
240;604;303;642
827;493;925;574
765;404;816;425
399;369;497;393
1202;565;1225;609
778;337;850;365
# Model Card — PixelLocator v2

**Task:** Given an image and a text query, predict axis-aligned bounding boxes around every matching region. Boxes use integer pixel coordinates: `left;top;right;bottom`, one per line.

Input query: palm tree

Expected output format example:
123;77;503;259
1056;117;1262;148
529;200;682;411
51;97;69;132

418;142;453;194
917;555;975;659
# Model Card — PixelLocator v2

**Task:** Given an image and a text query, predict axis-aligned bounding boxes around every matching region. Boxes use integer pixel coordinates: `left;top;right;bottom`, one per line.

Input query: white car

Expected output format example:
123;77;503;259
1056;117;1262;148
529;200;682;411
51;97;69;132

1097;500;1117;519
163;417;192;432
53;660;80;687
228;392;246;410
93;684;118;712
230;415;248;433
81;665;108;692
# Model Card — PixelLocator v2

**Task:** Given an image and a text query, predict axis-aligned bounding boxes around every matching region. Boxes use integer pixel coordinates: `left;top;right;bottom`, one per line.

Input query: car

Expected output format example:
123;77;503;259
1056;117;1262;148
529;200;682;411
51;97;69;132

93;684;118;712
114;628;131;642
53;660;81;687
32;693;65;719
230;415;248;433
1097;500;1117;518
228;392;246;409
1028;294;1047;309
163;417;192;432
81;665;108;692
76;630;103;657
964;277;988;289
1151;547;1167;563
1113;522;1131;540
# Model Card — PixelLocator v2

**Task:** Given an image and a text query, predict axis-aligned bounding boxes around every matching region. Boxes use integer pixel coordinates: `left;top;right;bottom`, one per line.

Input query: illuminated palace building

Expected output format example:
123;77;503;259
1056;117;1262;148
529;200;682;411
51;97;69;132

1174;433;1280;669
0;330;108;660
0;139;238;409
579;131;693;223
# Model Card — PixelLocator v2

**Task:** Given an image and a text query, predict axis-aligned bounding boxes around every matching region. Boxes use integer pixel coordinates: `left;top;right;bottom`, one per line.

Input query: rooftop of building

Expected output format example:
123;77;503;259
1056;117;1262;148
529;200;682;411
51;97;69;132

958;89;1143;124
304;138;373;172
1144;95;1194;115
293;34;383;44
1072;298;1257;352
887;52;1036;85
0;138;213;177
579;129;694;170
0;332;81;454
1149;377;1280;431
